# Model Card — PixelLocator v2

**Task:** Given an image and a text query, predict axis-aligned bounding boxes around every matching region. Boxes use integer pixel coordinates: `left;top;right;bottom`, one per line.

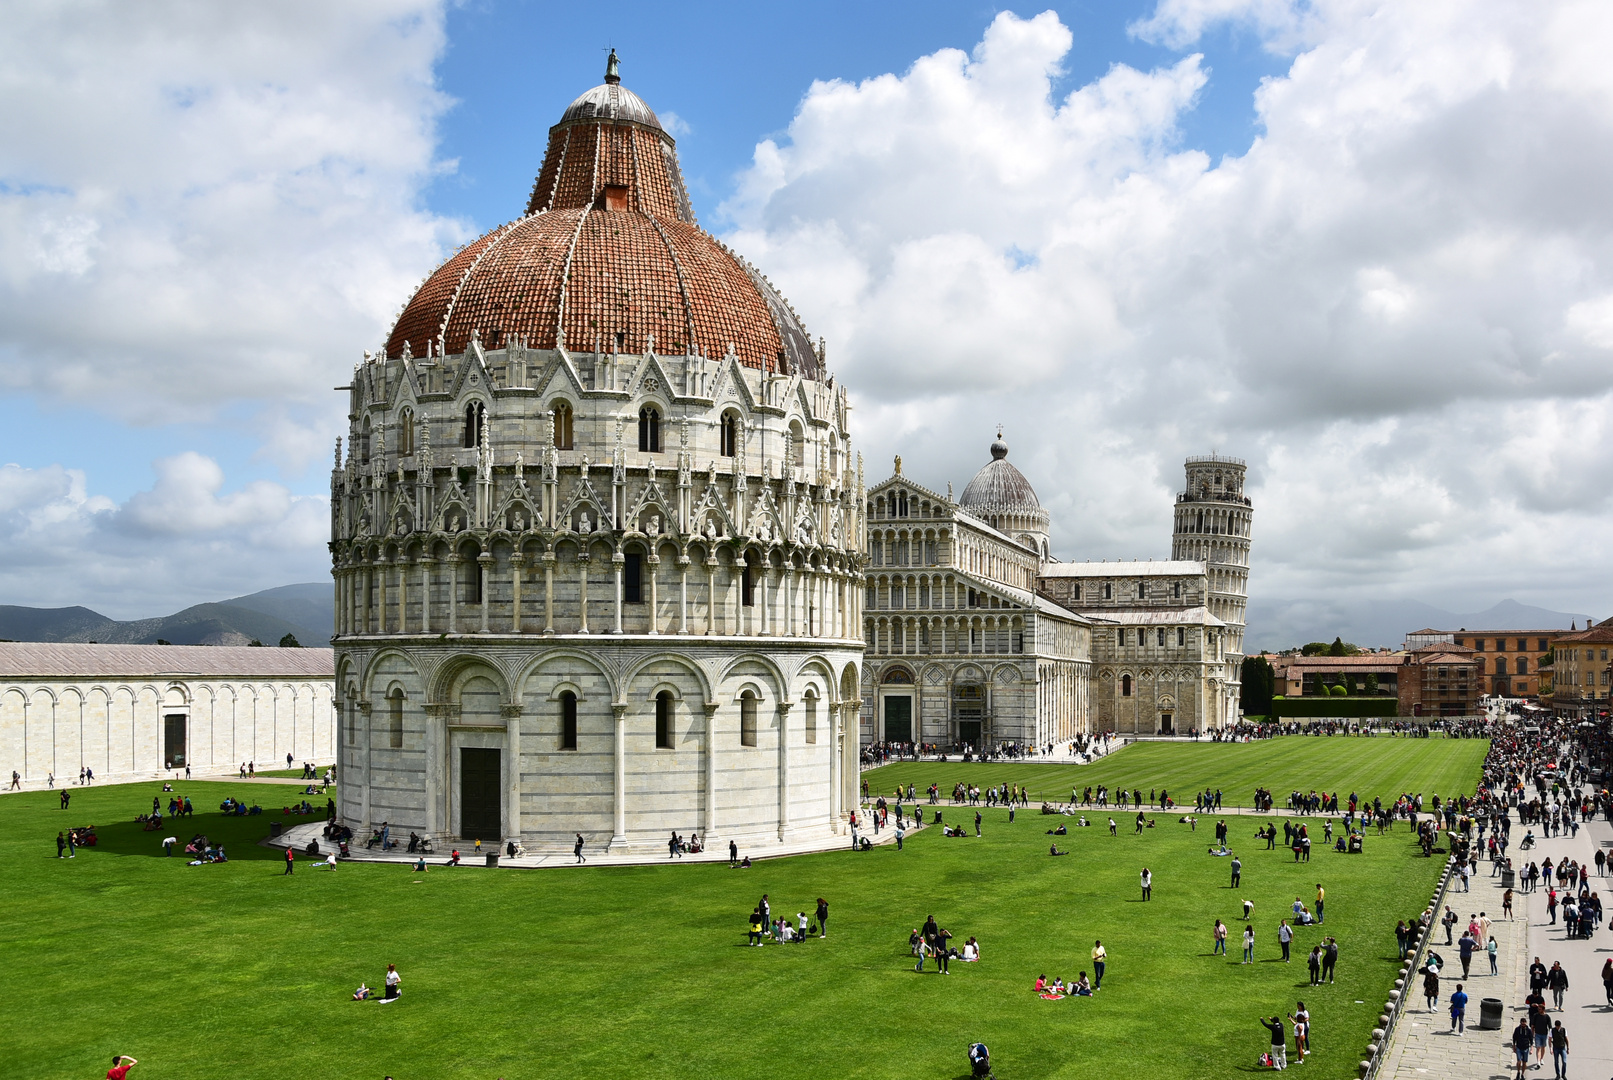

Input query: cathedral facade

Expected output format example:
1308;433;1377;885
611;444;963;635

332;58;863;853
862;446;1250;744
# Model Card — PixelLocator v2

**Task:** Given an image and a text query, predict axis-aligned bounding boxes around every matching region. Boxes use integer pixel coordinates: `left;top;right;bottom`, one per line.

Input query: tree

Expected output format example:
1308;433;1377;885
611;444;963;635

1301;642;1330;656
248;639;264;647
155;638;171;646
278;633;301;648
1328;637;1346;657
1240;655;1276;715
1364;672;1379;695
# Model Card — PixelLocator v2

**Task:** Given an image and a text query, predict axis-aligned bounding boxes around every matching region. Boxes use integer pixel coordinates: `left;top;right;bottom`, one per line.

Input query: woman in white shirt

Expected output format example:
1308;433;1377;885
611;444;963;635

961;937;979;961
381;964;401;1002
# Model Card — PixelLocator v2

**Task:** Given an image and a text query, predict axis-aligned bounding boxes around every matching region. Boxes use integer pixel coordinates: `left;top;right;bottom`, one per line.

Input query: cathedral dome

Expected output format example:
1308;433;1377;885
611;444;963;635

959;433;1043;514
384;54;818;377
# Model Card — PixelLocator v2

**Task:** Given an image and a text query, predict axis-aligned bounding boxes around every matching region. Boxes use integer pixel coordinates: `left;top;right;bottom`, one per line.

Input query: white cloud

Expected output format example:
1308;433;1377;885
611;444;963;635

722;5;1613;625
0;457;327;619
0;0;463;466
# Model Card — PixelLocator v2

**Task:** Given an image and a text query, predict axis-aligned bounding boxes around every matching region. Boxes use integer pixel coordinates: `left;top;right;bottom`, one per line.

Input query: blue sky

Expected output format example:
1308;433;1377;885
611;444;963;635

3;0;1613;644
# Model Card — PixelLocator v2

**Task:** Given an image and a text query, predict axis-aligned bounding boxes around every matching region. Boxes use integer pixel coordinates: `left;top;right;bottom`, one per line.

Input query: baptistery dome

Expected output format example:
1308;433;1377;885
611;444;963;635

385;57;818;378
958;433;1050;558
332;55;863;859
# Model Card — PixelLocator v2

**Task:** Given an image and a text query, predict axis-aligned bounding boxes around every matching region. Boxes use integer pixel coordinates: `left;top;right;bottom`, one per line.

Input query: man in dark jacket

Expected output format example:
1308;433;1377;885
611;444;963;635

1546;961;1569;1010
1259;1016;1287;1069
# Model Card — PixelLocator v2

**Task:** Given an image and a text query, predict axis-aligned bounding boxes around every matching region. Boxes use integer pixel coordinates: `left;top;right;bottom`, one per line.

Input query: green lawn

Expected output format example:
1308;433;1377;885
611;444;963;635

863;734;1490;809
1;737;1485;1079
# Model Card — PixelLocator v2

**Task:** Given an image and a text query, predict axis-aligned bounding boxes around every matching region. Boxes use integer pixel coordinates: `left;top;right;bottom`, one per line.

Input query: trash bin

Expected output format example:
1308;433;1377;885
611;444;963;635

485;852;499;867
270;821;283;838
1478;997;1503;1030
1501;869;1516;889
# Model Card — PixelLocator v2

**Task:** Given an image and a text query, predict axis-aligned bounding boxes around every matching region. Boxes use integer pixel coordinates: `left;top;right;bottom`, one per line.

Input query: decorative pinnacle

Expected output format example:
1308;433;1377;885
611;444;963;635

604;48;620;85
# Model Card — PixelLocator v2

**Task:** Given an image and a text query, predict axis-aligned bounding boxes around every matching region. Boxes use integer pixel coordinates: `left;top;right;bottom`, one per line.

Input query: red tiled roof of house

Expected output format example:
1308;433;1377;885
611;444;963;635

385;64;818;377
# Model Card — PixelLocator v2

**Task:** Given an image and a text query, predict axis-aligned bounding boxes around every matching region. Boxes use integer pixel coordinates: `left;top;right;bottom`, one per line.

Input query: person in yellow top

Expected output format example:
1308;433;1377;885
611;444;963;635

1316;883;1326;924
1091;940;1107;990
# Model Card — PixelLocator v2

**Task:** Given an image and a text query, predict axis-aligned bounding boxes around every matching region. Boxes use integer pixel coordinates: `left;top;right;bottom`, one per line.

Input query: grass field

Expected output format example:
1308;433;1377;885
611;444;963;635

862;734;1490;809
1;737;1486;1080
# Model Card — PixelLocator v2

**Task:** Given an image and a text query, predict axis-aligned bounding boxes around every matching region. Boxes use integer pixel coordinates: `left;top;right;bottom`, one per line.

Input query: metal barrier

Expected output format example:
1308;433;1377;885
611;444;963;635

1362;853;1458;1078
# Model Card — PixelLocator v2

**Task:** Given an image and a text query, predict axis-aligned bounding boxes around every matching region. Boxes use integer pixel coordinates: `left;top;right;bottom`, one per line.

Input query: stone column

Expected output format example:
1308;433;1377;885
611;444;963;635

423;702;447;839
783;566;795;637
829;700;842;826
706;558;718;635
677;556;690;634
578;552;590;634
397;556;409;633
362;563;373;634
420;558;434;633
357;700;373;829
647;554;660;634
378;558;389;634
704;701;719;839
776;700;793;840
611;702;628;845
758;558;769;636
448;558;459;634
503;704;523;840
478;554;492;633
542;552;556;634
511;552;524;633
612;551;625;634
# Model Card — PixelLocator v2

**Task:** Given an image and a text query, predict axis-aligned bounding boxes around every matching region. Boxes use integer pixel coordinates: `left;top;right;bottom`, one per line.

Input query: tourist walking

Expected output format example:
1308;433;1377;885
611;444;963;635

1315;883;1324;923
1511;1016;1533;1079
1547;962;1568;1010
1278;919;1293;962
1322;937;1337;983
1230;854;1241;888
55;832;65;858
1091;940;1106;989
975;810;982;836
1487;935;1499;975
817;897;829;938
1549;1020;1568;1080
1423;964;1440;1010
1458;931;1475;977
1530;1003;1550;1068
284;847;294;875
1214;919;1227;955
1242;924;1255;964
59;789;69;810
1442;905;1457;945
1140;867;1152;901
575;833;586;863
1449;982;1468;1034
1307;944;1321;985
1602;957;1613;1006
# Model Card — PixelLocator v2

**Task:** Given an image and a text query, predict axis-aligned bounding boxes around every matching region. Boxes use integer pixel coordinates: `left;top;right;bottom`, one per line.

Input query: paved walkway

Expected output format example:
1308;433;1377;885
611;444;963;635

269;813;915;869
1380;811;1613;1080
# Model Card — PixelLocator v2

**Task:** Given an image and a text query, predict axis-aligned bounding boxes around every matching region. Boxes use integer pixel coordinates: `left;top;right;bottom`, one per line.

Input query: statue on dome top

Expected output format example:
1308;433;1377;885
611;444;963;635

605;48;621;85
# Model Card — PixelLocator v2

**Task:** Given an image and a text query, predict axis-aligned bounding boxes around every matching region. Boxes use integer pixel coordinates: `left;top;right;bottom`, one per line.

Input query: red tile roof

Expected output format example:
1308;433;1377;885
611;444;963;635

386;78;817;377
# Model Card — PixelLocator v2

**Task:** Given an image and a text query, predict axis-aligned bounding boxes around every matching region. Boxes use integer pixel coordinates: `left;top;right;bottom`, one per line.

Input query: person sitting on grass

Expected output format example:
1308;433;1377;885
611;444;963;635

413;856;428;873
319;852;337;870
1047;824;1067;835
962;937;980;961
1034;974;1047;992
1071;972;1092;996
1050;843;1068;856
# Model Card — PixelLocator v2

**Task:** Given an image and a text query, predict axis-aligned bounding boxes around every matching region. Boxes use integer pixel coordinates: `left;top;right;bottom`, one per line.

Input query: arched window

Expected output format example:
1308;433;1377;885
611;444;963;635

740;691;758;747
388;689;403;749
552;401;574;449
397;409;414;456
1176;627;1185;647
464;555;482;605
559;690;577;750
828;434;839;475
624;551;643;604
360;419;372;465
1137;582;1146;600
897;491;908;517
1173;581;1181;599
638;406;661;453
462;401;486;448
346;700;358;745
1196;510;1204;532
789;420;805;468
1121;674;1133;697
720;412;739;457
742;551;757;607
804;694;818;744
1103;583;1113;600
1157;628;1166;647
655;690;674;749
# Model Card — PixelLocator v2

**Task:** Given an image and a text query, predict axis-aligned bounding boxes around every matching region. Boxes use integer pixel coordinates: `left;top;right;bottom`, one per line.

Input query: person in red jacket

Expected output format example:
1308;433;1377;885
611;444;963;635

108;1055;137;1079
284;847;294;875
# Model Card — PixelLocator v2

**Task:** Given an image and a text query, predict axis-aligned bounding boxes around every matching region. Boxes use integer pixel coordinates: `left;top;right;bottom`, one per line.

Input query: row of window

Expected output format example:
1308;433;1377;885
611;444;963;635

364;689;822;751
864;582;1018;611
1458;637;1551;653
1116;627;1189;648
870;491;938;519
1070;581;1185;602
869;538;940;567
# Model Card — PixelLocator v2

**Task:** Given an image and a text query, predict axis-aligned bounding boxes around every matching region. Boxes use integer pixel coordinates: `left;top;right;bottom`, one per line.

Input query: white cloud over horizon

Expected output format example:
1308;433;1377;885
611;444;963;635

0;456;327;619
720;2;1613;626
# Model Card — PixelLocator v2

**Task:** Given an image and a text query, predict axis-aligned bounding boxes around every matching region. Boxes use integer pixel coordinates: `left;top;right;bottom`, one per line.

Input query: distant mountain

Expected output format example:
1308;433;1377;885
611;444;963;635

223;583;332;645
0;582;332;648
1248;597;1592;652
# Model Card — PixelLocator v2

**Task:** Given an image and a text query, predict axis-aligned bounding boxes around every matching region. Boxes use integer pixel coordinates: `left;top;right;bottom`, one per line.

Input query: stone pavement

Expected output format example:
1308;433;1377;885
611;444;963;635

1523;815;1613;1080
1378;854;1528;1080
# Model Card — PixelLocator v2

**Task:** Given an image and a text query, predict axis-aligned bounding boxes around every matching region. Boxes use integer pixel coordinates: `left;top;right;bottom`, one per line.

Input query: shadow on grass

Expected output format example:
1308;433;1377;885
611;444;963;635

65;810;295;862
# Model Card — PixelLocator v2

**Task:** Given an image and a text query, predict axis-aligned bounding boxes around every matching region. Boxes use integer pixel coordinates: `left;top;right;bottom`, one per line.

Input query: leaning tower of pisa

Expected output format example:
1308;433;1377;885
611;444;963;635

1171;456;1252;720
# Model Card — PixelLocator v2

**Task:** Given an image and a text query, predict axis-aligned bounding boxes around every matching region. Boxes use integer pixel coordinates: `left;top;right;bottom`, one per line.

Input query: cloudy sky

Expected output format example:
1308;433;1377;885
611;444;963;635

2;1;1611;644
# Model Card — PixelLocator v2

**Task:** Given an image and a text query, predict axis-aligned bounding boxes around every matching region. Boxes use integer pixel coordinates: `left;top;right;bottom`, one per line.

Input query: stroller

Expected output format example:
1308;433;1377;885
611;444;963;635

1518;831;1535;850
968;1042;993;1079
